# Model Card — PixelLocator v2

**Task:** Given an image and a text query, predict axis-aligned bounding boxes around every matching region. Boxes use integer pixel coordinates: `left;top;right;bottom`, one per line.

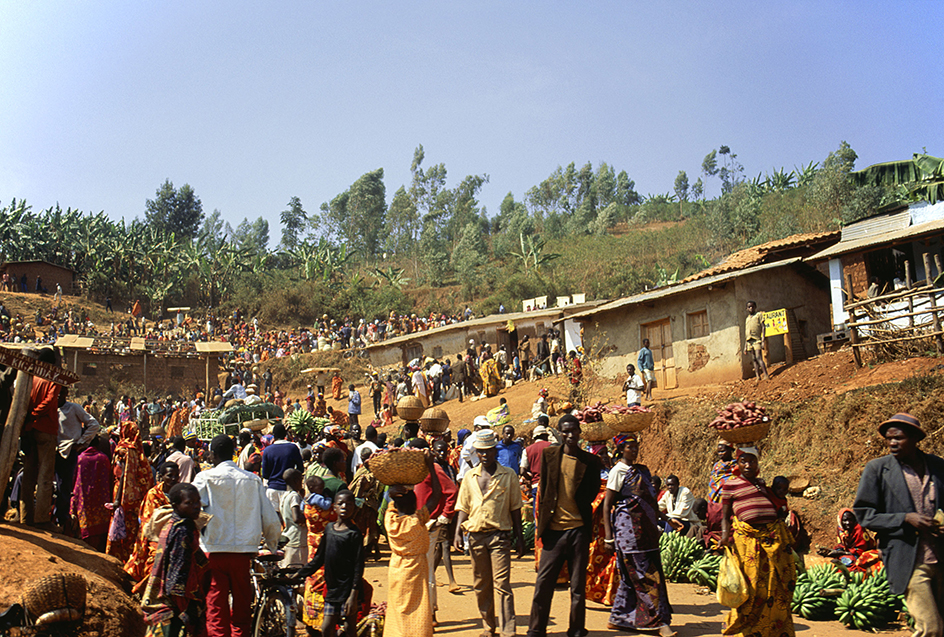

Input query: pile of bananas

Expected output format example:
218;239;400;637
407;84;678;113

685;553;722;589
658;532;705;582
285;409;329;435
835;567;901;630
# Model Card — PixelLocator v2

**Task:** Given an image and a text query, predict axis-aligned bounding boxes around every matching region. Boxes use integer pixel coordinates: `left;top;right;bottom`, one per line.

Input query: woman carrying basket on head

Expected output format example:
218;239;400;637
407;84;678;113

719;446;796;637
384;451;441;637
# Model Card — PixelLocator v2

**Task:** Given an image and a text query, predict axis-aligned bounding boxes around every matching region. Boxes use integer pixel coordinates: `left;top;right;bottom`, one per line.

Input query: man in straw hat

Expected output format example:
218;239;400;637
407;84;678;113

854;413;944;637
454;429;526;637
526;414;603;637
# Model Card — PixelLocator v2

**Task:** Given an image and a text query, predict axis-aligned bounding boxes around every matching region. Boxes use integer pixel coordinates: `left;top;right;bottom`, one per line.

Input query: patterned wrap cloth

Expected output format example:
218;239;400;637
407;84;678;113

608;463;672;630
107;422;156;562
722;516;796;637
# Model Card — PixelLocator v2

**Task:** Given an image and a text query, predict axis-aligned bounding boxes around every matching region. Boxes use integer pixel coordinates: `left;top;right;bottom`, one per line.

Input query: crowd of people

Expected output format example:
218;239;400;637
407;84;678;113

14;343;932;637
9;326;944;637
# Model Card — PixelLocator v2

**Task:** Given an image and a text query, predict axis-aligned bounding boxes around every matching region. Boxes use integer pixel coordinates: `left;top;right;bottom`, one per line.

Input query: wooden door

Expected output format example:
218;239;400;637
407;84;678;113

643;319;678;390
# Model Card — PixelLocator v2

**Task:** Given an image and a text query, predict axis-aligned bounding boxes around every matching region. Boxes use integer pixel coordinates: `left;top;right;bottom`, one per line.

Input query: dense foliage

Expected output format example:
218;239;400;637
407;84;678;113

0;142;929;325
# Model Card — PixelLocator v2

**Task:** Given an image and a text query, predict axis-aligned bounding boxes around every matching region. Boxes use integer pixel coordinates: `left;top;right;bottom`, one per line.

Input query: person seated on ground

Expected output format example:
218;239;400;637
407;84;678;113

685;497;725;551
817;508;880;571
658;474;698;534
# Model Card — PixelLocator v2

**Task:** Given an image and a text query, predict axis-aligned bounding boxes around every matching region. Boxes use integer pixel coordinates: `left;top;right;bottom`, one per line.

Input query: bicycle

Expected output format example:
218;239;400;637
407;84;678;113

251;554;303;637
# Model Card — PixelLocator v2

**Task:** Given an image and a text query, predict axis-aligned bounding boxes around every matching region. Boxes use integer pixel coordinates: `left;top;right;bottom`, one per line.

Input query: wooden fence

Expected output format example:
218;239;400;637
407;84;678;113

844;252;944;366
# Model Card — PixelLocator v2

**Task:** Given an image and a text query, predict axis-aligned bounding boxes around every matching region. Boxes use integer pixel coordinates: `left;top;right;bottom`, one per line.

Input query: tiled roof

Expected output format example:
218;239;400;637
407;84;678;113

678;230;840;284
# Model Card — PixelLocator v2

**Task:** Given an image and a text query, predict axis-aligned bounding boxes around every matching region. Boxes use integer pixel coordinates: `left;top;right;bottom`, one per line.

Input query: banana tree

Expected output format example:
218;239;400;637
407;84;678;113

852;154;944;203
510;232;561;274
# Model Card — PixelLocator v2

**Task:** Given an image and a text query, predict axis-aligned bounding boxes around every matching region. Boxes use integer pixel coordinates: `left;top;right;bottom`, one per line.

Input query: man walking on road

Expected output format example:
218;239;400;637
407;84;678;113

526;415;603;637
855;413;944;637
455;429;526;637
194;434;281;637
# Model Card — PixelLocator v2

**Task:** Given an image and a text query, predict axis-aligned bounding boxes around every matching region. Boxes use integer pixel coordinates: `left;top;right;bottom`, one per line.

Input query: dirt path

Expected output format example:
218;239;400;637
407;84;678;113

361;553;909;637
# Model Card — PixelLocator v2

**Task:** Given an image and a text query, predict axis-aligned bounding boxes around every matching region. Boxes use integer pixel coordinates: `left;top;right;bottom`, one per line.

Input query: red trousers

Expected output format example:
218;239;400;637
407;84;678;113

205;553;253;637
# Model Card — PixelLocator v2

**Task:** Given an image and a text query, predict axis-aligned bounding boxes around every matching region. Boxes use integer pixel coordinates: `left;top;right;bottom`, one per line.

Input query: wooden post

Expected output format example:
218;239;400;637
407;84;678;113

0;371;33;504
844;271;863;365
143;353;147;393
205;355;210;397
922;253;944;354
935;253;943;283
906;260;914;327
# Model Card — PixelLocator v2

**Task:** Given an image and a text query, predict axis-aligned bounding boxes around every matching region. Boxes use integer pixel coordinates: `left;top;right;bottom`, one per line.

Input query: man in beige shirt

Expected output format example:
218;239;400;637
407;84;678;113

455;429;526;637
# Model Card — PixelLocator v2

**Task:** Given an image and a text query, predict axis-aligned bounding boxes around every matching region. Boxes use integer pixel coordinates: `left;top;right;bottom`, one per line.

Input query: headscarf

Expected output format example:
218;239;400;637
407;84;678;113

588;441;607;456
260;434;274;447
182;430;197;442
457;428;471;444
732;446;759;477
836;507;873;554
612;432;638;448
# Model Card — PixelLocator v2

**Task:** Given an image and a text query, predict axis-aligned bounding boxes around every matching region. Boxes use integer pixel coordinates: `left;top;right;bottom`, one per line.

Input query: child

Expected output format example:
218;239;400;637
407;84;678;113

384;451;440;637
280;469;308;568
142;483;208;637
770;475;790;520
381;403;393;429
296;490;364;637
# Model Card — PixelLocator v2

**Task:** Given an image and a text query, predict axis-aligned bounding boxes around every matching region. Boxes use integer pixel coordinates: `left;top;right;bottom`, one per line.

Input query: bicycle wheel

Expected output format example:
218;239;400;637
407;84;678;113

253;590;295;637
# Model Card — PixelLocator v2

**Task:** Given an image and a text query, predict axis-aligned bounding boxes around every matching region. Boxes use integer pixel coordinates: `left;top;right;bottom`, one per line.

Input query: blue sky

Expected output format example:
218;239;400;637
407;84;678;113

1;2;941;245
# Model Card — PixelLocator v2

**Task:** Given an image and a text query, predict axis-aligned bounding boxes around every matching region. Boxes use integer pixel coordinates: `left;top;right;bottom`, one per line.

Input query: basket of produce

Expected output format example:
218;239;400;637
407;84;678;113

419;407;449;434
218;402;284;425
23;573;86;622
366;448;429;486
574;402;615;441
397;396;425;421
709;401;770;444
602;405;654;432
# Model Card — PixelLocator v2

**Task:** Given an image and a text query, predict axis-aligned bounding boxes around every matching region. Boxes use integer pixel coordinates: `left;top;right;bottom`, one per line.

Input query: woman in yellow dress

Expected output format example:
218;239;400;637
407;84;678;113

479;353;502;397
384;452;441;637
720;447;795;637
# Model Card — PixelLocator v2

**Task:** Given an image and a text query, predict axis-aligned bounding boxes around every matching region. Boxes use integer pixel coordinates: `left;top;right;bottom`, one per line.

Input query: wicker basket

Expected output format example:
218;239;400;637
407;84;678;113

23;573;87;620
245;418;269;432
419;407;450;435
367;448;430;486
718;420;771;444
397;396;425;421
580;420;616;442
602;411;654;433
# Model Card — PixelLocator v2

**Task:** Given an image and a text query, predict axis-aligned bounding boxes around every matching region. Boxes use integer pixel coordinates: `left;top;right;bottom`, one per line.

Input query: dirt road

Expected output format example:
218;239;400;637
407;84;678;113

361;551;909;637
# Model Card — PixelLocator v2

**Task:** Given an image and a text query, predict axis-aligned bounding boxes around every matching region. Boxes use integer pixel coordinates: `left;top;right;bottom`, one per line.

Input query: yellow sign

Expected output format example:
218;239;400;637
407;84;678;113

764;308;789;336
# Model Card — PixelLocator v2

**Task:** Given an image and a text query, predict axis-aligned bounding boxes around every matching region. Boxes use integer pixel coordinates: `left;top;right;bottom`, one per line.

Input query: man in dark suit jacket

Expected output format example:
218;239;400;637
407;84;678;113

854;412;944;637
526;415;603;637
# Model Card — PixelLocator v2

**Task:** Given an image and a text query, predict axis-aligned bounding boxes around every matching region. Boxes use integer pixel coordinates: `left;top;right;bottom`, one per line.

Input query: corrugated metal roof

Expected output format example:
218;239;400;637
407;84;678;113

562;258;802;322
366;300;608;349
809;217;944;261
840;209;911;242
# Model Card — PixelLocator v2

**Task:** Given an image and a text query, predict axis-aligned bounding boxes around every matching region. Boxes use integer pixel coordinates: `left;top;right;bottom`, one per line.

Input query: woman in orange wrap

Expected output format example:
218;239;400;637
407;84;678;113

106;421;155;562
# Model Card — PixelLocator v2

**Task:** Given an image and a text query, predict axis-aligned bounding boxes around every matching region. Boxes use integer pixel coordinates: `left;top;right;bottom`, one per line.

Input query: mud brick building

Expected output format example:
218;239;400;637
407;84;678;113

56;335;231;397
2;261;76;294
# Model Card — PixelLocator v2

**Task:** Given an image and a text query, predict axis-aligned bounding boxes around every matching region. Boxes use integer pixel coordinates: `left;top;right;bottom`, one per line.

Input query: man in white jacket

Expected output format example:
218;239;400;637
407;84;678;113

193;434;281;637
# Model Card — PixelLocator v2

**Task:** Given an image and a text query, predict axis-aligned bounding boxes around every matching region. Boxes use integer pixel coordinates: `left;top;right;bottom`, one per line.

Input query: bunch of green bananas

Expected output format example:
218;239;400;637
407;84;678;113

658;532;705;582
685;553;722;589
803;564;846;590
791;578;836;621
835;568;900;630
